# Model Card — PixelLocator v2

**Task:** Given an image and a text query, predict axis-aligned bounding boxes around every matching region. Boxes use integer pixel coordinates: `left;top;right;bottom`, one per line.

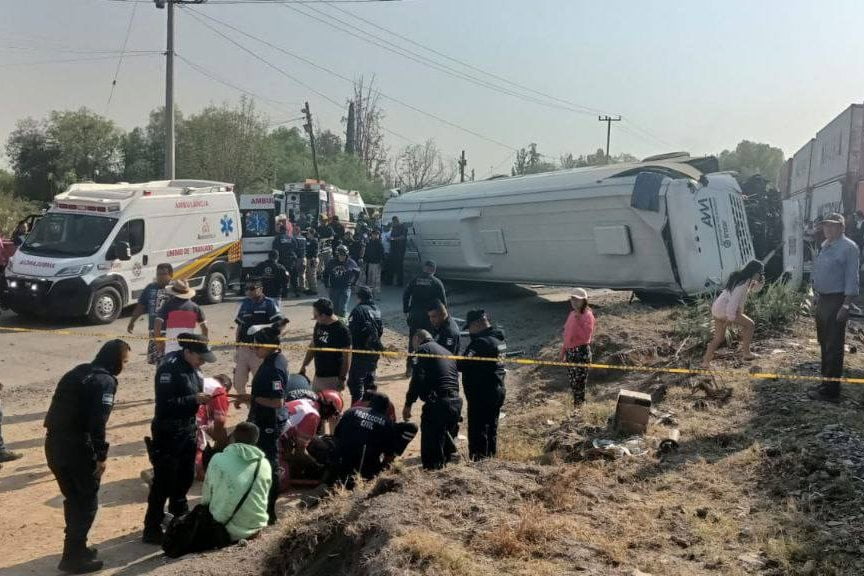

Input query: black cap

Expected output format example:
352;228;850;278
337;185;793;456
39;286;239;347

245;278;262;290
356;285;373;301
251;325;281;347
465;309;486;324
178;333;216;363
423;260;437;269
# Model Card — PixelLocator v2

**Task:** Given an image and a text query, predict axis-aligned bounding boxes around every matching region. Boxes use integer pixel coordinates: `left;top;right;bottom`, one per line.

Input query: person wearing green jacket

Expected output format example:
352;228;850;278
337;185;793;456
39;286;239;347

200;422;272;542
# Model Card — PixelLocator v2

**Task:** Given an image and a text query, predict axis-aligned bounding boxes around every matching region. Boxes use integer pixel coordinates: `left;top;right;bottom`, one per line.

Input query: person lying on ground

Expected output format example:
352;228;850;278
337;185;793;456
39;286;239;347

277;390;343;491
702;260;765;368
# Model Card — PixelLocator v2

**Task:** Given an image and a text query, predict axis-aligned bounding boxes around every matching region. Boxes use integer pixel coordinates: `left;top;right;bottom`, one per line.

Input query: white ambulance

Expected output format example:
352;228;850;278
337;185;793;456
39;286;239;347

3;180;242;324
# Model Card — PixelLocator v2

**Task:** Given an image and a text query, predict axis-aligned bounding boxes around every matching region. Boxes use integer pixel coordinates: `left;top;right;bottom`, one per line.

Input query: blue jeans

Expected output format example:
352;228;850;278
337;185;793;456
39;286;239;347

329;286;352;318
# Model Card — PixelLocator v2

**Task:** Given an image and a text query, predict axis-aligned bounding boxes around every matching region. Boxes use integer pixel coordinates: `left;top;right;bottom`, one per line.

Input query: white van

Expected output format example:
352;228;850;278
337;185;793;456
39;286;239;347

4;180;241;324
384;157;754;299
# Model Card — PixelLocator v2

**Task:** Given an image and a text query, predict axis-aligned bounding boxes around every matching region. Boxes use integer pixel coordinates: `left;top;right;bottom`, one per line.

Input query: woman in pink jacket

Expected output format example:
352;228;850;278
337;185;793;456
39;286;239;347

701;260;765;368
560;288;595;406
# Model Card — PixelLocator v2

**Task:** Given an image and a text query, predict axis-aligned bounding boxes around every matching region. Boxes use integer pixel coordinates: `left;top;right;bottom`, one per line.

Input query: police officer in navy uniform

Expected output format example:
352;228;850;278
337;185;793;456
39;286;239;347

457;310;507;460
251;250;289;302
403;330;462;470
272;222;297;296
44;339;131;574
402;260;447;373
143;333;216;544
347;286;384;404
235;325;287;525
427;299;461;355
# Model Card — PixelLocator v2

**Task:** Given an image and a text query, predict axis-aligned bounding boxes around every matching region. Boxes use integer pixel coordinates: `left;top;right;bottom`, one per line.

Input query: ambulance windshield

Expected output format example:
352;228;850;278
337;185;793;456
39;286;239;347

20;212;118;258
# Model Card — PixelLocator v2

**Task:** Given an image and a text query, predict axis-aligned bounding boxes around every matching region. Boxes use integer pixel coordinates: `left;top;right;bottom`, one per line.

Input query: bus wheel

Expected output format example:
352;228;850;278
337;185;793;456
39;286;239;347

633;290;683;307
203;272;226;305
88;287;122;324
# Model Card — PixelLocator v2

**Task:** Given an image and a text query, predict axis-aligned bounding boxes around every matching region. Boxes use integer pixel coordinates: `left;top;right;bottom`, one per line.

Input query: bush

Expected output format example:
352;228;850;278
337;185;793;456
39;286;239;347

672;295;714;344
746;281;810;335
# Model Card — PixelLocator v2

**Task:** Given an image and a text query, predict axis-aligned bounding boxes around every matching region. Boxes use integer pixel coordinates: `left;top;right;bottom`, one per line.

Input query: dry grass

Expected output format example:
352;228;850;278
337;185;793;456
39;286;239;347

480;502;561;560
392;529;485;576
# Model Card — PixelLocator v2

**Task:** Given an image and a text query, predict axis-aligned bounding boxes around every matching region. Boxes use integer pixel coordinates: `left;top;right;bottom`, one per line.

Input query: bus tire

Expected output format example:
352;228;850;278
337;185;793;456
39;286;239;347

633;290;683;307
88;286;122;324
203;271;226;305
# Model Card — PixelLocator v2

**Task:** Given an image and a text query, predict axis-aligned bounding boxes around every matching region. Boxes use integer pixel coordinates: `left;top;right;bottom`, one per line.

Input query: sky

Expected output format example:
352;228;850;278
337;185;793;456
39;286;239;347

1;0;863;178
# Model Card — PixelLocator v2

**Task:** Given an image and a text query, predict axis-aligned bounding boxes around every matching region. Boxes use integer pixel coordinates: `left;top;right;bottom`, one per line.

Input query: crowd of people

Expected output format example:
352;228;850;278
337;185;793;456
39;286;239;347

21;210;864;573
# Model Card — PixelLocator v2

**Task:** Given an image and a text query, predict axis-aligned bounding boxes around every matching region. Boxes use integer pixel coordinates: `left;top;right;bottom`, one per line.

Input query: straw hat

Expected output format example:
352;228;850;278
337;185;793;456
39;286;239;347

165;279;196;300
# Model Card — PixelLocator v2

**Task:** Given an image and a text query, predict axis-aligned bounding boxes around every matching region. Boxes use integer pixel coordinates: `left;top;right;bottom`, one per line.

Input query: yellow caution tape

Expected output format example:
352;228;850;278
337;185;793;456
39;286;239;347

1;324;861;385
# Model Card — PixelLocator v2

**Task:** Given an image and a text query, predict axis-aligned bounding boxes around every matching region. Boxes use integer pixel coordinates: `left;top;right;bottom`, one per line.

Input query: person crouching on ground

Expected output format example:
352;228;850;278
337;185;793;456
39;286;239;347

701;260;765;368
560;288;595;407
200;422;271;545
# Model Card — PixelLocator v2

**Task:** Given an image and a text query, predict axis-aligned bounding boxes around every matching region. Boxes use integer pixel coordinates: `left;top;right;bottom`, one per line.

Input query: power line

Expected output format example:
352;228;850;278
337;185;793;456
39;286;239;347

104;0;402;3
0;45;159;55
289;2;601;118
176;53;303;112
106;0;139;113
184;6;514;151
0;52;157;68
326;3;679;150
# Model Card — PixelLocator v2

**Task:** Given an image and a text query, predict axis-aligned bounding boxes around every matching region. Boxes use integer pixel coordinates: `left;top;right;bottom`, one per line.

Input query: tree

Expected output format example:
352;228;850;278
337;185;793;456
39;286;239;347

47;108;123;185
718;140;784;182
122;127;159;182
394;139;455;191
317;129;343;160
5;118;58;201
350;76;387;179
559;148;636;169
177;97;274;193
344;101;356;155
512;143;556;176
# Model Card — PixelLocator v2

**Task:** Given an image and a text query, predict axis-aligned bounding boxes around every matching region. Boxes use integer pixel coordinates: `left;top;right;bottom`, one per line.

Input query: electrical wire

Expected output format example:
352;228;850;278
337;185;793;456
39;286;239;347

0;52;156;68
0;45;159;55
105;0;139;113
103;0;402;4
184;6;515;151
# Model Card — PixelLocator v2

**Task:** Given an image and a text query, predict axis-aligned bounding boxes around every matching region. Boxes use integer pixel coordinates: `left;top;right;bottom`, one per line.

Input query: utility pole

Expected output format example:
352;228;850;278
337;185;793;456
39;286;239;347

458;150;467;183
470;168;475;182
598;115;622;163
155;0;206;180
302;101;320;181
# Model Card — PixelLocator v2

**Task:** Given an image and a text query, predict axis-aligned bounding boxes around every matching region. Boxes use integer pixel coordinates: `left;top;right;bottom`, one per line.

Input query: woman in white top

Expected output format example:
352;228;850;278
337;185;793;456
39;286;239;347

701;260;765;368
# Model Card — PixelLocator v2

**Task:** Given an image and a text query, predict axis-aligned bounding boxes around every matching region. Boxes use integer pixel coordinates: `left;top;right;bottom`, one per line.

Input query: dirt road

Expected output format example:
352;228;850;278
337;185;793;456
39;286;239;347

0;284;432;575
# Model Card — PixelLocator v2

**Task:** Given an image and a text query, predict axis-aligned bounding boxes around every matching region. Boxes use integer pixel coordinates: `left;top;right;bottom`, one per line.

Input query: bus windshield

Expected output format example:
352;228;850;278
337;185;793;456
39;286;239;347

20;212;118;258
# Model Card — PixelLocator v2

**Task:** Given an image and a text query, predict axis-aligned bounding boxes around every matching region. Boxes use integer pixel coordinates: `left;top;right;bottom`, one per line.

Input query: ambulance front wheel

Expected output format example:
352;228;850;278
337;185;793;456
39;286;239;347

88;286;121;324
203;271;226;305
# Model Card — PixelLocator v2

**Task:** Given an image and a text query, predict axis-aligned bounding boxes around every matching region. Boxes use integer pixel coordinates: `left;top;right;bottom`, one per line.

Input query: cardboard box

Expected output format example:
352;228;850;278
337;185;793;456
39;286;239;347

615;389;652;434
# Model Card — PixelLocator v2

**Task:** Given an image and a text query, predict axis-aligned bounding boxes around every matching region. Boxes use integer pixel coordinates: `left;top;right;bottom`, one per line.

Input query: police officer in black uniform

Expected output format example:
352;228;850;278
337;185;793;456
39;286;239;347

272;223;297;296
143;333;215;544
347;286;384;404
402;260;447;373
457;310;507;460
237;325;287;525
403;330;462;470
251;250;289;302
427;299;461;355
45;340;131;574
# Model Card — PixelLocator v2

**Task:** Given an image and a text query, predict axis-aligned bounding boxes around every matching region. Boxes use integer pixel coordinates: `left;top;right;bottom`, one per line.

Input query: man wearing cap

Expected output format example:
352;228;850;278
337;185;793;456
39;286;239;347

323;244;360;318
403;260;447;374
143;333;216;544
427;300;461;355
233;280;283;401
233;325;287;525
403;330;462;470
252;251;289;304
153;279;208;361
457;310;507;460
347;286;384;404
809;212;860;401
